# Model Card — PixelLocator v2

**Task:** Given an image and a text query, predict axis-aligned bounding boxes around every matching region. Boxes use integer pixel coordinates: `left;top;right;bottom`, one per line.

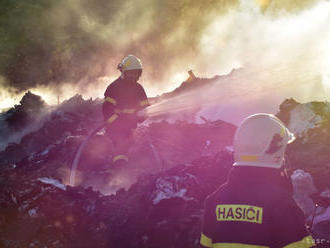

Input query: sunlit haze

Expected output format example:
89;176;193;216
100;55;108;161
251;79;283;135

0;0;329;110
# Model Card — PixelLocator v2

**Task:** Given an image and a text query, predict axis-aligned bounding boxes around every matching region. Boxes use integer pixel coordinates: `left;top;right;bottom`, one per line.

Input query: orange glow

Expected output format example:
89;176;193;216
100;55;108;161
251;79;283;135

256;0;271;8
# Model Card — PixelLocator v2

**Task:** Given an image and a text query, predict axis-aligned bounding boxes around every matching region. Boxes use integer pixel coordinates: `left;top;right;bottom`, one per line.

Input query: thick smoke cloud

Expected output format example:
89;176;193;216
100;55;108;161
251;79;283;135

0;0;322;100
0;0;236;94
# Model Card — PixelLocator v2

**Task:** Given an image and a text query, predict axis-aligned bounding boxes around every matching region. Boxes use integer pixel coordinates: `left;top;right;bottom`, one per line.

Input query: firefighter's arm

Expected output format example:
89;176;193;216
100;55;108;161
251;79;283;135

200;197;214;248
271;197;315;248
103;86;119;124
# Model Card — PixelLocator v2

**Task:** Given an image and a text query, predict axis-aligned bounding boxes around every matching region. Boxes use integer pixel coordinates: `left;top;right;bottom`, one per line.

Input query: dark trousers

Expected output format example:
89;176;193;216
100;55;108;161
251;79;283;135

105;117;137;163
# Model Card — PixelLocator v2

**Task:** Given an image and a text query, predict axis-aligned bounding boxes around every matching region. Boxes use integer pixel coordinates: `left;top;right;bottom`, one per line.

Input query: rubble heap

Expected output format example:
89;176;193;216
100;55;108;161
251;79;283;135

0;91;330;247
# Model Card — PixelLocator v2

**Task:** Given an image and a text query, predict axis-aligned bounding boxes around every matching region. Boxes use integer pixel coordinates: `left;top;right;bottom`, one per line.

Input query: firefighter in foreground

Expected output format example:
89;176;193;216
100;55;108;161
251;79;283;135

200;113;315;248
102;55;149;167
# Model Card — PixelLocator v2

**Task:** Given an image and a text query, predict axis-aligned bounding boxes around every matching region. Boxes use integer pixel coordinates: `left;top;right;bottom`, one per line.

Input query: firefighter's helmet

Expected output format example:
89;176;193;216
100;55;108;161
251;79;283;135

117;55;143;72
233;113;295;168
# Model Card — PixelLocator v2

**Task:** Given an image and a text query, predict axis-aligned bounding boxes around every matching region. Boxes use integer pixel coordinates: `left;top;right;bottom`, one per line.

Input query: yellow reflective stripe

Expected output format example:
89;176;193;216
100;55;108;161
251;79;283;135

283;235;315;248
213;243;269;248
140;99;149;107
105;97;117;105
114;108;136;114
240;155;258;162
112;155;128;163
107;114;119;124
121;108;136;114
200;233;213;248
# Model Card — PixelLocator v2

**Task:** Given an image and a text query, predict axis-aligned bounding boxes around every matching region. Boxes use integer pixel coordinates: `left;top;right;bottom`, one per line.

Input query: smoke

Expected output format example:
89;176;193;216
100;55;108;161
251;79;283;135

142;0;330;124
0;0;327;106
0;0;236;97
204;0;330;100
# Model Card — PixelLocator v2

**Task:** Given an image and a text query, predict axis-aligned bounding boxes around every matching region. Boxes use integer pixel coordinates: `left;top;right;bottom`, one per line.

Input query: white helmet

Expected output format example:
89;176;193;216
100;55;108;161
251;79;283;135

233;113;295;168
117;55;143;71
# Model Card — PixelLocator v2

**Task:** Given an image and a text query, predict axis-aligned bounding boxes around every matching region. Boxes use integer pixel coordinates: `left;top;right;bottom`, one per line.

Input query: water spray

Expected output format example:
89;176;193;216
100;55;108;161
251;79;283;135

69;58;326;186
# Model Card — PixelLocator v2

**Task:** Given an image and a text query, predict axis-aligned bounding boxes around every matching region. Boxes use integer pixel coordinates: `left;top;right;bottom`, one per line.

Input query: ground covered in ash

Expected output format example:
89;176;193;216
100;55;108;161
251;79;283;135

0;92;330;247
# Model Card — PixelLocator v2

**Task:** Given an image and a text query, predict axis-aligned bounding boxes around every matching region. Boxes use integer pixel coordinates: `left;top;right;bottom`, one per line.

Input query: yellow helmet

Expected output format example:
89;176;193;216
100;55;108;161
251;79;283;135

233;113;295;168
117;55;143;71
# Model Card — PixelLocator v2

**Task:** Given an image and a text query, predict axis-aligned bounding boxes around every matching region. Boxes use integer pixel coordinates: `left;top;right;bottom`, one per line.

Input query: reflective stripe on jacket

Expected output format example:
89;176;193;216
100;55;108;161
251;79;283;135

200;166;315;248
102;77;149;122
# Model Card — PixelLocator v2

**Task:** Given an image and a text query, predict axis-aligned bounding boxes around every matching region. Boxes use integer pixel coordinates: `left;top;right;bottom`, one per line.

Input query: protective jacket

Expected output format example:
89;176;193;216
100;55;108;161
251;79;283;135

103;76;149;126
200;166;315;248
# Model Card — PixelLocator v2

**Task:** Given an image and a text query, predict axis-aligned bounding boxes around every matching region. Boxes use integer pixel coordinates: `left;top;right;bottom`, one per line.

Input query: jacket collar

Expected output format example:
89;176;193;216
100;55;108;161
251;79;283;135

228;166;293;195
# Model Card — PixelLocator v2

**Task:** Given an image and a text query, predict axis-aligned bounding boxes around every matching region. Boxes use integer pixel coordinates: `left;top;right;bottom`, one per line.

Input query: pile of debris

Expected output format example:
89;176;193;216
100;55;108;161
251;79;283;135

5;91;47;131
0;92;236;247
0;91;330;247
0;148;232;247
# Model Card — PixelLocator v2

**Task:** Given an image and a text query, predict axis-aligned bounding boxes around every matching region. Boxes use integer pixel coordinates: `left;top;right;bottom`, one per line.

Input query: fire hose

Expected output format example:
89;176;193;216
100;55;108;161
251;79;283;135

69;123;105;186
69;109;163;186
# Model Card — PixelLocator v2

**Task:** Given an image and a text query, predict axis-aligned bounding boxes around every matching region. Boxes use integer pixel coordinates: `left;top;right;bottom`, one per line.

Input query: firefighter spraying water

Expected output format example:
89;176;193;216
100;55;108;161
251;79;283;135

70;55;150;186
102;55;149;167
